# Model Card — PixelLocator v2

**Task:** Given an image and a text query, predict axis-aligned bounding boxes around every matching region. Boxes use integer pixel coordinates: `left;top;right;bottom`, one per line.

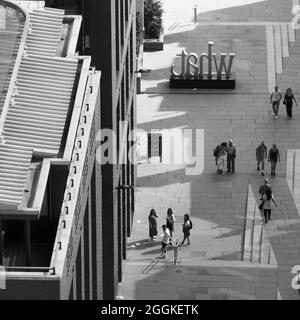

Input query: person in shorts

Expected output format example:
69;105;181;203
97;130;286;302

160;225;173;259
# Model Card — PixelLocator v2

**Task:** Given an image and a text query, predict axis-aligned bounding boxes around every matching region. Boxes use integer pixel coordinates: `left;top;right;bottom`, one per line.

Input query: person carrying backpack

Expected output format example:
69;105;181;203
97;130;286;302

181;213;192;245
268;144;280;177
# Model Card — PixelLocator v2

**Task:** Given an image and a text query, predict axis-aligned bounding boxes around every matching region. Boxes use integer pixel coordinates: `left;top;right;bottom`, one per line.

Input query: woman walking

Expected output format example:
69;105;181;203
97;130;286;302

181;214;192;245
148;209;158;240
216;143;227;174
262;189;278;224
166;208;175;237
283;88;297;119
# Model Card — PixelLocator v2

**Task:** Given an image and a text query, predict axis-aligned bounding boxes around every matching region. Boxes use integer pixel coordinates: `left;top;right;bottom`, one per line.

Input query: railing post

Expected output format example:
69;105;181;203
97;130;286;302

173;239;179;265
193;5;198;24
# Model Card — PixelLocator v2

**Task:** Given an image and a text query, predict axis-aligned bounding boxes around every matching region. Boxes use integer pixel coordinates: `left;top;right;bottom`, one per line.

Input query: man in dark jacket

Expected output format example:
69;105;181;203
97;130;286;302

268;144;280;177
226;139;236;173
259;178;272;200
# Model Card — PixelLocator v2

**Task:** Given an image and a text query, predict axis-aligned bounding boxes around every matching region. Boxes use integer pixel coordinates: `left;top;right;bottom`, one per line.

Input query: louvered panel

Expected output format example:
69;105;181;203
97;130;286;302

0;144;32;205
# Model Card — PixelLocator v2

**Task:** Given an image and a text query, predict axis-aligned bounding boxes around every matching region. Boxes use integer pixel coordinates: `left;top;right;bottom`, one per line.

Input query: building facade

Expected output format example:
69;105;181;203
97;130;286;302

0;0;138;300
45;0;138;300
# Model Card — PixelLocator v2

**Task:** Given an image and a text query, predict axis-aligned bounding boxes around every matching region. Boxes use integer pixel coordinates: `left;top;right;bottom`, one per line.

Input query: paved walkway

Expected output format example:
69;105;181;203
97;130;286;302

119;0;300;300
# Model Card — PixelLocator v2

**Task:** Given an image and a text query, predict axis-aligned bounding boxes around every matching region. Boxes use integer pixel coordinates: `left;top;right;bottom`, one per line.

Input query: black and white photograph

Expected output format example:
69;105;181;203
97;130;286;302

0;0;300;307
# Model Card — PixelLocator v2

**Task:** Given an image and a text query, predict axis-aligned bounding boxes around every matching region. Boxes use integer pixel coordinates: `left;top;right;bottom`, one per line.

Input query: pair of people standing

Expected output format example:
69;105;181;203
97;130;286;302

214;139;237;174
270;86;298;119
148;208;175;241
256;142;280;177
160;211;192;258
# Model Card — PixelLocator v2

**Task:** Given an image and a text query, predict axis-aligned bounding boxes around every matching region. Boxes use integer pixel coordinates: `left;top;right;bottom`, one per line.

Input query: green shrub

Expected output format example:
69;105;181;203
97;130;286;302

144;0;163;39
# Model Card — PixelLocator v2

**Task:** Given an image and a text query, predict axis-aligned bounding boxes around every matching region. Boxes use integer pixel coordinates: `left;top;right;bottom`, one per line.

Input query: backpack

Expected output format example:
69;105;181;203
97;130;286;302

189;219;193;229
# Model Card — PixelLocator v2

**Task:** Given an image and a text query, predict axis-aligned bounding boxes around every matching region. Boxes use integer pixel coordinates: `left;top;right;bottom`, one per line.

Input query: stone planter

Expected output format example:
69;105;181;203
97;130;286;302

143;33;164;51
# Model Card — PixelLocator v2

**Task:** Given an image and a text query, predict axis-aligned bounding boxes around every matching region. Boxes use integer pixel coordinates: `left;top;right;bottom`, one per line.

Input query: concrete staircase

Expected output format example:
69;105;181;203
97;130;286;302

0;6;79;206
242;184;277;265
267;22;296;92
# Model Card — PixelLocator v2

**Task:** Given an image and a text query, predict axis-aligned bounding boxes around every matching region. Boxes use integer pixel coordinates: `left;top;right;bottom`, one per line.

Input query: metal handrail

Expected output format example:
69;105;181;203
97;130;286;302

0;0;30;142
3;266;56;275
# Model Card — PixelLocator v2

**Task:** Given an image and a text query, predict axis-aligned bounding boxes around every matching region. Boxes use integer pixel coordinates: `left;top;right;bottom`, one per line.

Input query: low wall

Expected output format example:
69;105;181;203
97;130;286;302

0;273;60;300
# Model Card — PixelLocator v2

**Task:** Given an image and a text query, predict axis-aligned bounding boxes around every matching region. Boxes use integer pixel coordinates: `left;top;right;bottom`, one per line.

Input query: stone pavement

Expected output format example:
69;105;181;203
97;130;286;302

118;0;300;300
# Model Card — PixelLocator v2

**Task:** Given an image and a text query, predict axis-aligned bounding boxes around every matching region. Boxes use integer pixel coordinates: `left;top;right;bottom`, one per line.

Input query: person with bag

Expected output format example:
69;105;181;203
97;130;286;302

270;85;282;119
268;144;280;177
283;88;297;119
256;141;267;176
262;189;278;224
181;213;192;246
259;178;272;200
258;178;272;211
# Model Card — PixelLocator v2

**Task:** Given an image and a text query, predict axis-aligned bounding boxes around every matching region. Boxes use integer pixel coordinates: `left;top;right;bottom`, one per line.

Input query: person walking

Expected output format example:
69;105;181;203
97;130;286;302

270;85;282;119
160;225;173;259
181;213;192;245
166;208;175;237
268;144;280;177
148;209;158;241
262;189;278;224
283;88;298;119
226;139;236;173
259;178;272;200
256;141;267;176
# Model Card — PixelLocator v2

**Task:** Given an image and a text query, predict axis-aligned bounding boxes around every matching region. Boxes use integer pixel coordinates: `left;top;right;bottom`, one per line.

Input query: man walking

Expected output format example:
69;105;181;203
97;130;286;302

270;86;282;119
160;225;173;259
268;144;280;177
256;141;267;176
259;178;272;200
226;139;236;173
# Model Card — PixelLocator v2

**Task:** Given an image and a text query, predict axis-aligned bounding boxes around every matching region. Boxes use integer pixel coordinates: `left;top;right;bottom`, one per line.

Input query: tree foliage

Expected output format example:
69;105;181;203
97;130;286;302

144;0;163;39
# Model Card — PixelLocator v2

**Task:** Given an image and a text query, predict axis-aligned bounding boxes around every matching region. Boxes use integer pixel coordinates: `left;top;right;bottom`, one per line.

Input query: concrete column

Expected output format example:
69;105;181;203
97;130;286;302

80;227;85;300
25;220;31;266
0;220;3;266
